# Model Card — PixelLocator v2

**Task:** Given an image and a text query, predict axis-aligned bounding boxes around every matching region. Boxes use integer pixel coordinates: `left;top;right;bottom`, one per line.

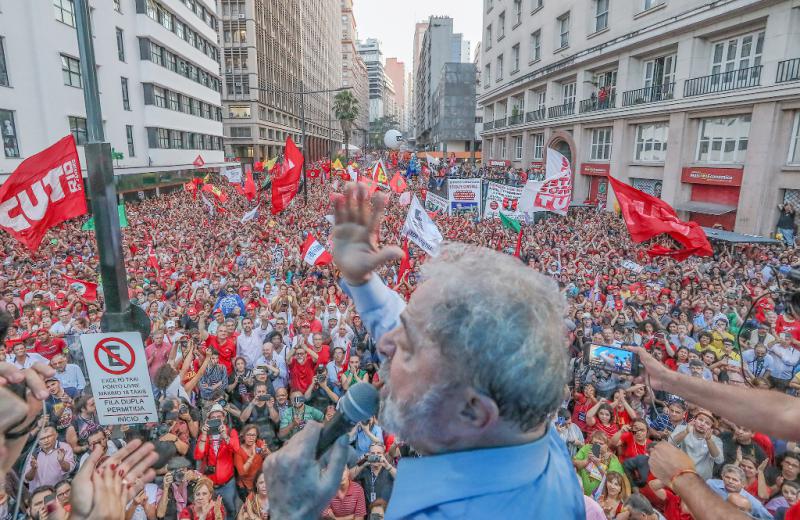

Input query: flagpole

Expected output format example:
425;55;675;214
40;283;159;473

74;0;148;337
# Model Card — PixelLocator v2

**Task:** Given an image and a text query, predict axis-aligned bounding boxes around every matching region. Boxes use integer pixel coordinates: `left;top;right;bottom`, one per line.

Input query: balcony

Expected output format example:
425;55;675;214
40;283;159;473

622;83;674;107
777;58;800;83
548;102;575;118
684;66;762;97
508;114;523;125
525;108;546;123
579;92;616;114
484;120;494;130
495;117;508;128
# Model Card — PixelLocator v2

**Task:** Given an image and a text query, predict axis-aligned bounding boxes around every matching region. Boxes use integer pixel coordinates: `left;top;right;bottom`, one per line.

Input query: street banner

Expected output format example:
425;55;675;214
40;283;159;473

484;182;524;220
447;178;482;218
63;274;98;301
519;148;574;217
80;332;157;425
424;191;448;214
0;135;86;251
222;165;243;184
402;196;443;257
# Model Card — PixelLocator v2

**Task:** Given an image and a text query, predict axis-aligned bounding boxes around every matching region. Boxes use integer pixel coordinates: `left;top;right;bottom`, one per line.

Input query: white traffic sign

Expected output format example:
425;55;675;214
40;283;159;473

80;332;157;426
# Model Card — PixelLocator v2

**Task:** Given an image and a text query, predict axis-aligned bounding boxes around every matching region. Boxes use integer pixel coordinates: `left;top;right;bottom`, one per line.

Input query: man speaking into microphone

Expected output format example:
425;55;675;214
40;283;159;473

262;183;585;519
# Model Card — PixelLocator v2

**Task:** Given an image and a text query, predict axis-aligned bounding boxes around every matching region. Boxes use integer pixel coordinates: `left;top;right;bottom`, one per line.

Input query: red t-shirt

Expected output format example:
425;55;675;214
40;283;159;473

193;429;240;486
288;357;318;392
571;394;596;433
33;338;67;360
312;345;331;366
590;420;620;438
663;489;694;520
776;315;800;342
205;335;236;374
617;431;652;462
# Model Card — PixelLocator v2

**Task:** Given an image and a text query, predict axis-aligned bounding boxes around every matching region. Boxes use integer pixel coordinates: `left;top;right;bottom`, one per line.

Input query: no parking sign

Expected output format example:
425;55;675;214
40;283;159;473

80;332;157;425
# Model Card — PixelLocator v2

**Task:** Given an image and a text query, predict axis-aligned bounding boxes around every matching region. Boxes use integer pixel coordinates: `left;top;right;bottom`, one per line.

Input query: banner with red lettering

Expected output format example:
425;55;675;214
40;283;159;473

271;137;303;214
519;148;573;217
0;135;86;251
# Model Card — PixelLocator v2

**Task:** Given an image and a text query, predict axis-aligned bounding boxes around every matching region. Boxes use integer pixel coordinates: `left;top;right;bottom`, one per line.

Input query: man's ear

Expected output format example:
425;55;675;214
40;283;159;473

458;388;499;430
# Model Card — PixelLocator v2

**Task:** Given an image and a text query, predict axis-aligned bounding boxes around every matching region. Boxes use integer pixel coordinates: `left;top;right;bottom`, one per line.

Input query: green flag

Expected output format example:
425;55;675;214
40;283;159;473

82;204;128;231
499;212;521;233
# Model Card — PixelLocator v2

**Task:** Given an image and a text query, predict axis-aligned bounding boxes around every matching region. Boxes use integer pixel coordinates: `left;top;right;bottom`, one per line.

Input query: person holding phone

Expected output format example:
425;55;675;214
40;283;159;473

234;425;269;499
194;403;240;515
349;443;396;510
573;431;625;496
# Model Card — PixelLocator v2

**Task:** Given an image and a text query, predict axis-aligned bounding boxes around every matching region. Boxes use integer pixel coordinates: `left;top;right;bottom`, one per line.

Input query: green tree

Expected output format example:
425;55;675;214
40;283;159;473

369;115;401;149
333;90;359;164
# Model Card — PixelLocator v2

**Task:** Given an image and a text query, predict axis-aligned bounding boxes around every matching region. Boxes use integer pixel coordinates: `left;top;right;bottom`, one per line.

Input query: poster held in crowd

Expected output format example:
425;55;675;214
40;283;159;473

402;196;443;256
484;182;524;220
620;259;644;274
222;165;243;184
447;178;482;218
81;332;158;426
424;191;448;214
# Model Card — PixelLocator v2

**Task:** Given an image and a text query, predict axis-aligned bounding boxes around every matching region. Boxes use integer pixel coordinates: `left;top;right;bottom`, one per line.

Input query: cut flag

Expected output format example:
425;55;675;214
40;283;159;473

399;191;412;206
500;212;524;257
332;158;344;171
147;245;160;272
271;137;304;214
62;274;97;301
347;165;358;182
0;135;87;252
389;172;407;193
300;234;332;266
201;193;215;215
609;177;712;261
358;176;379;195
519;148;573;217
202;183;229;203
401;195;443;257
371;160;389;185
183;181;198;200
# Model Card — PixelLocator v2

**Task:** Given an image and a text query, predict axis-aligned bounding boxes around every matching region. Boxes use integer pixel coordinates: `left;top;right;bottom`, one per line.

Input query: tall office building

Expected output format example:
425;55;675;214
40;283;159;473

411;21;429;136
341;0;369;148
480;0;800;235
0;0;224;194
219;0;341;163
357;38;386;124
385;58;407;132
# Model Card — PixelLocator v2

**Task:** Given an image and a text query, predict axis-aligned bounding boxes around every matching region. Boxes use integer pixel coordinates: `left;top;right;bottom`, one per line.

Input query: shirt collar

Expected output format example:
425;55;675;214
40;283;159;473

387;426;557;519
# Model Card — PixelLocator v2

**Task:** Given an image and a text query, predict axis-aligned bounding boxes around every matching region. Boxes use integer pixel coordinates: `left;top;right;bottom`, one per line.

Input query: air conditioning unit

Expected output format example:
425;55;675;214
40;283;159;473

238;13;245;19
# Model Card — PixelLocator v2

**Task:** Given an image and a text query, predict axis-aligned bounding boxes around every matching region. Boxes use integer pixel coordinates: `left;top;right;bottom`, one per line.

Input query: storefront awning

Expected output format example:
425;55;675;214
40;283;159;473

673;201;737;215
701;227;781;244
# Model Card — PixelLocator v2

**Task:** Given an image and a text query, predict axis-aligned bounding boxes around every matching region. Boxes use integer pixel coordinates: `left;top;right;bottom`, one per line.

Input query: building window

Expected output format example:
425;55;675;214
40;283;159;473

788;113;800;165
498;12;505;39
711;31;765;76
484;64;491;86
54;0;75;27
635;123;669;162
171;130;183;149
595;0;609;32
153;86;166;108
643;0;665;11
114;0;121;12
644;54;676;89
146;0;157;18
536;89;546;110
557;12;570;49
511;44;520;73
590;127;613;160
158;7;173;31
116;28;125;61
531;133;544;159
499;138;507;158
530;30;541;62
150;44;163;66
514;136;523;160
513;0;522;25
0;38;8;87
121;77;130;110
231;127;251;138
696;115;751;163
168;91;179;111
0;110;20;157
157;128;170;148
531;0;543;11
496;55;504;81
486;24;492;47
69;116;88;145
61;54;82;88
166;52;177;72
562;82;576;105
126;125;135;156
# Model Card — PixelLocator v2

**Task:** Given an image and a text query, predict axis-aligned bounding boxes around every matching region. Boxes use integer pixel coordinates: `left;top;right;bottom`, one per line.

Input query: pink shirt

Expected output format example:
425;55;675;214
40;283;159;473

583;496;607;520
145;339;171;379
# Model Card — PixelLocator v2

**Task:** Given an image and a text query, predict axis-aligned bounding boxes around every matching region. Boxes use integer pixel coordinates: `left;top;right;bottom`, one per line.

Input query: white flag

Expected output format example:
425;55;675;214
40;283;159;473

241;206;259;223
402;196;443;256
399;191;411;206
425;154;439;168
519;148;573;217
347;165;357;182
201;193;215;215
222;165;243;184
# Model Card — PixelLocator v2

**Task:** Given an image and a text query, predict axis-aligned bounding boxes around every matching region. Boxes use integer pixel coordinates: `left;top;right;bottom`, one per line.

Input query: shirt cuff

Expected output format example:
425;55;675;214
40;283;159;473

340;276;405;344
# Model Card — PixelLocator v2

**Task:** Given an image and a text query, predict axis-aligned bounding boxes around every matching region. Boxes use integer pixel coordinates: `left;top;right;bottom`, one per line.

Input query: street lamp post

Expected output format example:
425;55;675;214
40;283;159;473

74;0;148;337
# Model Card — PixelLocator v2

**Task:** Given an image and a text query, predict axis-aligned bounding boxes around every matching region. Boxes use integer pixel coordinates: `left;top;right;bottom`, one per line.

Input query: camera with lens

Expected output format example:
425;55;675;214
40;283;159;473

367;454;383;463
206;418;222;433
256;394;269;402
315;365;326;383
171;468;186;483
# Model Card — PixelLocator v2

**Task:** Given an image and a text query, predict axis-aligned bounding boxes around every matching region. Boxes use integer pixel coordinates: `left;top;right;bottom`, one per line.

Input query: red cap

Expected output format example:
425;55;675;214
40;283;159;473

246;302;256;310
56;292;66;299
188;308;198;317
241;286;251;292
300;321;311;328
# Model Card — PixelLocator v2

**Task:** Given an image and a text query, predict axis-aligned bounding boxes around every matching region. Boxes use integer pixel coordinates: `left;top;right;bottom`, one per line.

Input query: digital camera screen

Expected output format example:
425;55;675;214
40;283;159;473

586;344;637;376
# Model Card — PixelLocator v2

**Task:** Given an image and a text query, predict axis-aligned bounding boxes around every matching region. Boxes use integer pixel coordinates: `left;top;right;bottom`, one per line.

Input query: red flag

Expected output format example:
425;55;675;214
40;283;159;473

243;169;256;202
396;239;410;286
0;135;86;252
184;181;198;200
514;228;523;258
147;245;160;272
357;176;379;195
308;168;320;179
271;137;304;214
300;234;332;265
202;183;229;203
62;274;97;301
193;155;205;167
389;172;407;194
253;161;264;172
609;177;712;261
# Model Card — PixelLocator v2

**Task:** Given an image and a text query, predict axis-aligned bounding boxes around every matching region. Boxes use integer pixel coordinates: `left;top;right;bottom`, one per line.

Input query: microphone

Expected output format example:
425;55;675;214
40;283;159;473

315;382;379;459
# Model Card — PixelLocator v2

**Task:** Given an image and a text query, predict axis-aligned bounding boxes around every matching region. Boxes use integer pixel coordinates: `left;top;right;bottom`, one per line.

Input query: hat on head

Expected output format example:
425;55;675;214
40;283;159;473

694;408;715;423
165;320;176;328
188;308;198;317
581;313;592;320
209;403;225;415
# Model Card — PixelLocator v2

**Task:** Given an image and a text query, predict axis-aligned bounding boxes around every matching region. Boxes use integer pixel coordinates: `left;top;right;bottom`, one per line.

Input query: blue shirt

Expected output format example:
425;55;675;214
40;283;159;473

341;277;585;519
706;479;772;519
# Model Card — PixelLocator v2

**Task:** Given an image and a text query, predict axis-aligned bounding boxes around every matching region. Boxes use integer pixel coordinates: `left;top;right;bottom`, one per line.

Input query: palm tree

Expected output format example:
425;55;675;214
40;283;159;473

333;90;359;165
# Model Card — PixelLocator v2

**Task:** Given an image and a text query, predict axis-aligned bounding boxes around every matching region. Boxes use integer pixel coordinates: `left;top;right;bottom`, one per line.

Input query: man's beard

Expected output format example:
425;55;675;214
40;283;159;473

377;360;450;445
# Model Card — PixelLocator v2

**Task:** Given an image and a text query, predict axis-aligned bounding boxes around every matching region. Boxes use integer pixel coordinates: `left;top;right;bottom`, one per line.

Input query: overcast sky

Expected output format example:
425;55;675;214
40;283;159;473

352;0;483;67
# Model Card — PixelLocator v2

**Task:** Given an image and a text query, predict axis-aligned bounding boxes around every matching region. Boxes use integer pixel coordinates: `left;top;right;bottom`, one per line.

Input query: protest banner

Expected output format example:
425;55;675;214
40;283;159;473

447;178;482;218
484;182;524;220
424;191;448;214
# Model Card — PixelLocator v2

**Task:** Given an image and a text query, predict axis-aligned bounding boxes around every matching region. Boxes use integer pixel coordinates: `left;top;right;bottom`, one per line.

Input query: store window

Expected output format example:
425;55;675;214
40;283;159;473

696;115;750;163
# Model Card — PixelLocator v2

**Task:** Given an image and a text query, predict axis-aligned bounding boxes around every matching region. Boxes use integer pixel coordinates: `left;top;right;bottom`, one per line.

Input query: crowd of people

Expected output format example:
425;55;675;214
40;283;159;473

0;152;799;519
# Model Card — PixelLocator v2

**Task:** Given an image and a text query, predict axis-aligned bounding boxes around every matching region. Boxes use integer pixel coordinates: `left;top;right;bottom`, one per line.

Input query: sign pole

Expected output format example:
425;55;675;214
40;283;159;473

74;0;148;337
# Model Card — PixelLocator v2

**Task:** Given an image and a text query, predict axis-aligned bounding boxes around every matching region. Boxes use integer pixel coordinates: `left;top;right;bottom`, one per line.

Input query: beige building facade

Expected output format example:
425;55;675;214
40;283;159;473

341;0;369;147
479;0;800;235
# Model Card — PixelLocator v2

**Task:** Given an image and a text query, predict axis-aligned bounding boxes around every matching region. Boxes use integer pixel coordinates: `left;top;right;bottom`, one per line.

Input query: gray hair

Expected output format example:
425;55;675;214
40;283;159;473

721;464;746;482
421;243;568;431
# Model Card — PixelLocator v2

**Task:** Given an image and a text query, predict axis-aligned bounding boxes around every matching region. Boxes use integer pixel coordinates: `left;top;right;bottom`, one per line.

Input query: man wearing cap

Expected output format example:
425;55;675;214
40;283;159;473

670;409;723;480
194;403;240;515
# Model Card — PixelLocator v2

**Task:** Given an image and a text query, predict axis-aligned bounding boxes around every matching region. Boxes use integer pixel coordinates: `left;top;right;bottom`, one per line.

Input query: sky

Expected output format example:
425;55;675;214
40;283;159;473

352;0;483;67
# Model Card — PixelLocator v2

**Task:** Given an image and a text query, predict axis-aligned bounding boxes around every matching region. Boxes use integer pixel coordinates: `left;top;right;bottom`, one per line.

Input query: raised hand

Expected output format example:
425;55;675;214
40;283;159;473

332;183;403;286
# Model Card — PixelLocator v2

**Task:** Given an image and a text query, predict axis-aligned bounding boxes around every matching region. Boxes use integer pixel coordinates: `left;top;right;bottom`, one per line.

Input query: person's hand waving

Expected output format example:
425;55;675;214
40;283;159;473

332;183;403;286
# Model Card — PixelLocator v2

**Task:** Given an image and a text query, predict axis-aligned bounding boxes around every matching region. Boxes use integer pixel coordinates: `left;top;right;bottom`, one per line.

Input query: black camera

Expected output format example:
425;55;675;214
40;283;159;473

179;404;188;415
206;418;222;433
204;464;216;475
171;468;186;483
367;454;382;463
256;394;269;402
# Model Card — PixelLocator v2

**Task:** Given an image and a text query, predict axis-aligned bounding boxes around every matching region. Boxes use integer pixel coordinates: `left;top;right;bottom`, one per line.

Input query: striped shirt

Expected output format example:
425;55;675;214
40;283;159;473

328;481;367;517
